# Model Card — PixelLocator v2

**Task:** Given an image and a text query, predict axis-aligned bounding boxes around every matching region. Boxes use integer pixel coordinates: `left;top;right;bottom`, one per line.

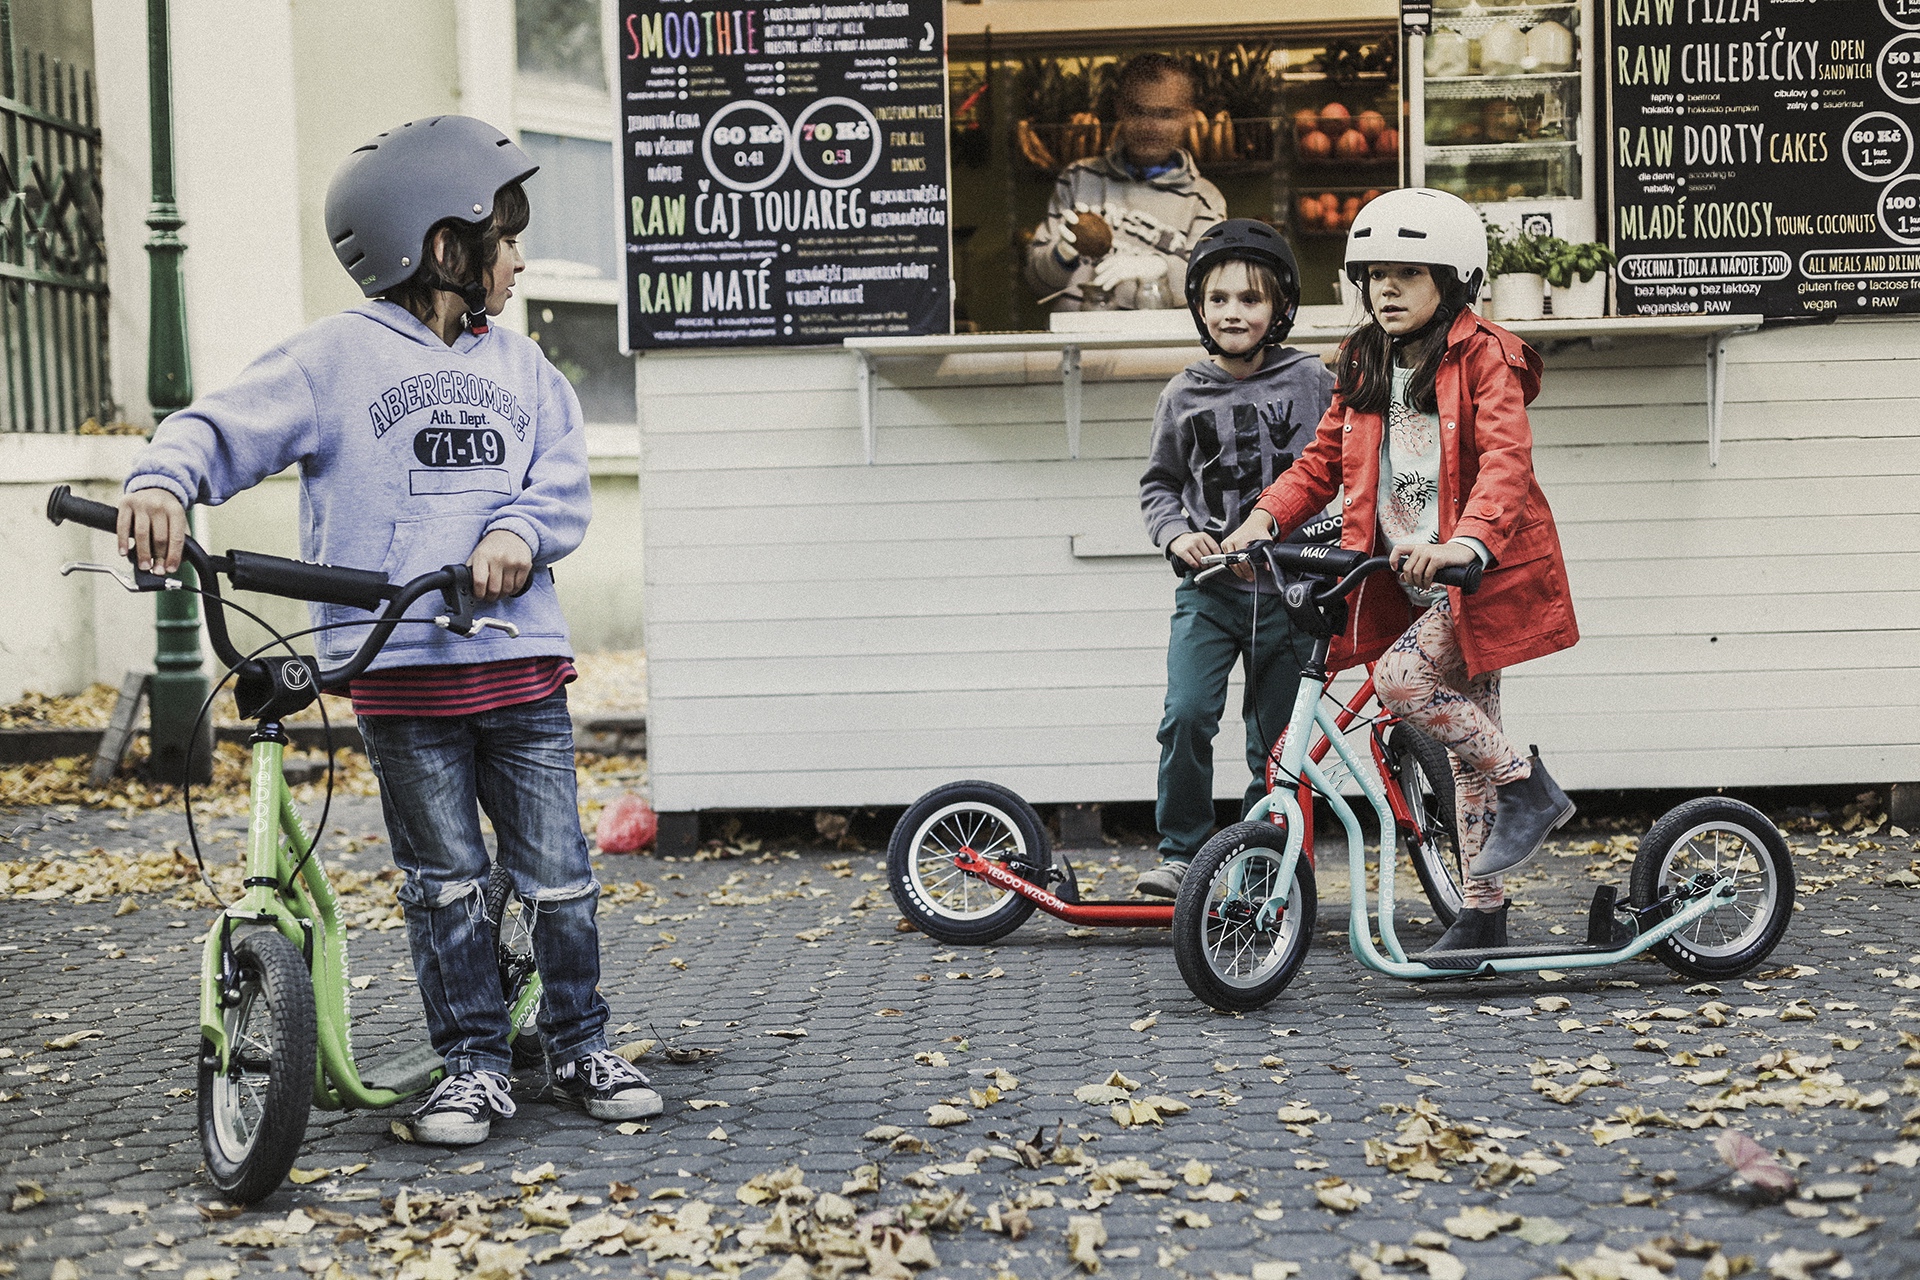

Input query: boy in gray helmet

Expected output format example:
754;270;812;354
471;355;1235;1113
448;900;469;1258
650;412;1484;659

116;116;660;1146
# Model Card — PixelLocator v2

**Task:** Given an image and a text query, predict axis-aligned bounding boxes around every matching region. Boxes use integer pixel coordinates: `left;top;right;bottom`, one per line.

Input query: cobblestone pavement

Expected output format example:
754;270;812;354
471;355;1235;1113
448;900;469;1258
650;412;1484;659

1;794;1917;1280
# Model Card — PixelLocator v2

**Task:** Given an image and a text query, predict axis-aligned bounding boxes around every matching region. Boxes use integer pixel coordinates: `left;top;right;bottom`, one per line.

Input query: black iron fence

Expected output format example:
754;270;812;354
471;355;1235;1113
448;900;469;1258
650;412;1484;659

0;15;109;433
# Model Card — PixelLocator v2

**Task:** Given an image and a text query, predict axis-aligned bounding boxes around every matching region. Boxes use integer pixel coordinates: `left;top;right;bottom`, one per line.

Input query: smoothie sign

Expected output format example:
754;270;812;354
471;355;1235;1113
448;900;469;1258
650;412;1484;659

1608;0;1920;317
615;0;951;349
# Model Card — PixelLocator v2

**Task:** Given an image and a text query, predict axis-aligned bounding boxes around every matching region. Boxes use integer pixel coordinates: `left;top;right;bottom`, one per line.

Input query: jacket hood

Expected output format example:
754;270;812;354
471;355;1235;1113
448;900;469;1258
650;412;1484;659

349;299;486;353
1089;144;1207;194
1181;344;1324;387
1447;307;1542;405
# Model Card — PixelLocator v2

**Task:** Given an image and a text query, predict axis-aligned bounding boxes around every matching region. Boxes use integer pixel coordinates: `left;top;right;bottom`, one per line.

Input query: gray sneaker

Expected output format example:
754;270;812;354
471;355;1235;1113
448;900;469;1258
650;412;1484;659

555;1050;664;1121
1135;861;1188;899
412;1070;516;1146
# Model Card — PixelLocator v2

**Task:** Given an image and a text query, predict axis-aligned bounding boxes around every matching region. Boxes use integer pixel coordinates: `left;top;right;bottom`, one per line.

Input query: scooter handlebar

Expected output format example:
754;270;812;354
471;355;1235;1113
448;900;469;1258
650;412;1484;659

46;485;120;533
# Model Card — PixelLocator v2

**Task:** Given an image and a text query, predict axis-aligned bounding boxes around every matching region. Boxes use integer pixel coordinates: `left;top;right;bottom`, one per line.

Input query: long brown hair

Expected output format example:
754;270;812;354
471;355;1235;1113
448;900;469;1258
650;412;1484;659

382;181;531;322
1332;264;1472;416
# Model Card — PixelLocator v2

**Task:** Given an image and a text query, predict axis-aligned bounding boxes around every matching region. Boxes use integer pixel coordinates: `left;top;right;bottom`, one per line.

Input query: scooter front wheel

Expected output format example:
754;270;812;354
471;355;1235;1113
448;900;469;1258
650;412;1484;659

198;929;316;1203
887;781;1050;944
486;865;546;1070
1173;821;1316;1012
1630;797;1795;980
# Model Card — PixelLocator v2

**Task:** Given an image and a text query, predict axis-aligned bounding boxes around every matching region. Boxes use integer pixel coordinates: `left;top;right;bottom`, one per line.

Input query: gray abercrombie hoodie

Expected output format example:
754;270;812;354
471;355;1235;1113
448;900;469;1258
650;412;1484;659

125;301;589;670
1139;346;1334;592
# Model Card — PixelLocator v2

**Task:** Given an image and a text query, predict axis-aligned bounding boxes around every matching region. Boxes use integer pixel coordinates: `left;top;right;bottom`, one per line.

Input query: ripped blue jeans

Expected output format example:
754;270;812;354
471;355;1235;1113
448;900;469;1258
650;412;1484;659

359;689;609;1077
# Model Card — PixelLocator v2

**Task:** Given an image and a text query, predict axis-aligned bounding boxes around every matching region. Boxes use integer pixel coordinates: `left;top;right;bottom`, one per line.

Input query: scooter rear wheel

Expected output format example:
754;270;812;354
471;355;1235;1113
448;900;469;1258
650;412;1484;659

1384;724;1464;927
198;929;315;1203
1630;797;1795;980
1173;821;1316;1012
888;781;1050;944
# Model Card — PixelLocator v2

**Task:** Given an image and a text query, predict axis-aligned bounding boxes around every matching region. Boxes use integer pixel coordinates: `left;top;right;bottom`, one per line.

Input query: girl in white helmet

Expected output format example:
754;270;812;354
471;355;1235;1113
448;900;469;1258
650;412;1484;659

1219;188;1581;955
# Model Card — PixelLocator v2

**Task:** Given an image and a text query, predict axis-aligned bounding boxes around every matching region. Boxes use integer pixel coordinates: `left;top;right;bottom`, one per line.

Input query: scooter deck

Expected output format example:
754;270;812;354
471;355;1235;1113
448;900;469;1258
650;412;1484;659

1408;941;1613;972
361;1044;444;1094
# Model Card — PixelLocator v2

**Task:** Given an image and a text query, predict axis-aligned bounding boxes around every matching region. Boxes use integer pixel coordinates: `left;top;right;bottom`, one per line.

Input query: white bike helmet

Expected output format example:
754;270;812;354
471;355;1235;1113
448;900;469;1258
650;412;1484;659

1343;188;1487;298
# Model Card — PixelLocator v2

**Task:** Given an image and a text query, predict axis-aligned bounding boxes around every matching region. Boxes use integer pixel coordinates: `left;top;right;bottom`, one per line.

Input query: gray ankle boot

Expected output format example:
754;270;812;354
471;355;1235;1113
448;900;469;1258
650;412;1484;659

1419;902;1509;955
1469;750;1575;878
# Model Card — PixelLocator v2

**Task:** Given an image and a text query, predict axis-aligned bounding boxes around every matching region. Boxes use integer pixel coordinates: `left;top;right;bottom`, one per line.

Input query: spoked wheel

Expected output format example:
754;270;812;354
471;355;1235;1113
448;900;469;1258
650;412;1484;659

887;781;1050;944
1172;821;1316;1012
198;929;316;1203
1383;724;1463;927
1630;797;1795;980
486;865;545;1070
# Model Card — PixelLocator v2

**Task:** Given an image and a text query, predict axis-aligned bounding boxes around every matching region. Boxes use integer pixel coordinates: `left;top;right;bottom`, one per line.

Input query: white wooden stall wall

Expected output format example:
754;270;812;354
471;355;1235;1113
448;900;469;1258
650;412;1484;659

638;317;1920;813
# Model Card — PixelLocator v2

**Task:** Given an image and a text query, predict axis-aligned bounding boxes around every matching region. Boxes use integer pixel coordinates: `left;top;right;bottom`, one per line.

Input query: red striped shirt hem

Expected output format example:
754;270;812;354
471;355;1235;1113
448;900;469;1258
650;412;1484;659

350;656;577;718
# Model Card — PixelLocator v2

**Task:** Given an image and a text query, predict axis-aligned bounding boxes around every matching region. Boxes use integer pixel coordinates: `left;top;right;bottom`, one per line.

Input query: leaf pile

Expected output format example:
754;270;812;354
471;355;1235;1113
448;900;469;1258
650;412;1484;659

1364;1096;1563;1187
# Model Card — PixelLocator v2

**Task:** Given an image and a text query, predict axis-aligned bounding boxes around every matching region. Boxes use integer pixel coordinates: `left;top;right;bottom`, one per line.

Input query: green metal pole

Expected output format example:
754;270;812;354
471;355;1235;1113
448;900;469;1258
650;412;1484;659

144;0;209;785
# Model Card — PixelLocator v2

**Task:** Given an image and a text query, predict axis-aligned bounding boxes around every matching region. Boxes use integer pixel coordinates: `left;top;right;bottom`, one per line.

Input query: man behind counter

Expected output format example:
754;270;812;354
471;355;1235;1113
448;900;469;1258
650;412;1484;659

1025;53;1228;313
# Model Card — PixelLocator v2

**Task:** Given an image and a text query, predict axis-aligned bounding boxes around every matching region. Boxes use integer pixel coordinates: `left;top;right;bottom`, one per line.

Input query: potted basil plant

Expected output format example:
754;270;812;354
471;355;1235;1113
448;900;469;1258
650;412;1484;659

1541;238;1616;319
1486;225;1548;322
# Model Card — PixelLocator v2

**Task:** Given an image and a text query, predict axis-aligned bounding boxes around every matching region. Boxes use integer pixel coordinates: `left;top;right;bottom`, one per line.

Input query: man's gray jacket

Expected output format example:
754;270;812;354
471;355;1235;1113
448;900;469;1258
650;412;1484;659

1024;146;1227;311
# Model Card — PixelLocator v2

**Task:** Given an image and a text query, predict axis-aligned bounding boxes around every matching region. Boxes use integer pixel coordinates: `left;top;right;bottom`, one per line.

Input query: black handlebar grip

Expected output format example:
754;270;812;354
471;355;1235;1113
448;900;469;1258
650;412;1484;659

1434;559;1484;594
227;548;393;612
46;484;120;533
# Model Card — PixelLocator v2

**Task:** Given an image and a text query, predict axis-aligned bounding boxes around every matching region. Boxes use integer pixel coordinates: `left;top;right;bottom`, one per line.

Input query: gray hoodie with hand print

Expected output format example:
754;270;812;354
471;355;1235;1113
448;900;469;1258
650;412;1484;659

1139;346;1335;592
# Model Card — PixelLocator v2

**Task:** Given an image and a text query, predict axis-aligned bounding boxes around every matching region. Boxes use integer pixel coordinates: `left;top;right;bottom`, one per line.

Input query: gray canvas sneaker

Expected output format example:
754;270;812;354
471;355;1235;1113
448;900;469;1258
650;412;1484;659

412;1070;516;1146
1135;860;1189;899
554;1050;665;1121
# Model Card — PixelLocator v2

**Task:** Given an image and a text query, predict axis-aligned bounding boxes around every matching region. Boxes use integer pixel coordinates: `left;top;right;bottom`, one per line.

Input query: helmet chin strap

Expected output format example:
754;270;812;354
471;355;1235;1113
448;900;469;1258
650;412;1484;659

460;282;491;336
1386;301;1454;350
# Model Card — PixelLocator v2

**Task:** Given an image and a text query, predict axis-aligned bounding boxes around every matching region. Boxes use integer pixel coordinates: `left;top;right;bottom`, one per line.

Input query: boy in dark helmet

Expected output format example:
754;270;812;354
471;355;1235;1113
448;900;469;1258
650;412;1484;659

116;116;660;1145
1135;219;1334;898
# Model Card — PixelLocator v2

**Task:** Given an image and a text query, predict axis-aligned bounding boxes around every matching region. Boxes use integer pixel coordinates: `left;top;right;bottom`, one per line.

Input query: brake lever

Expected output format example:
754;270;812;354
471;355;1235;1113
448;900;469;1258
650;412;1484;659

61;560;182;592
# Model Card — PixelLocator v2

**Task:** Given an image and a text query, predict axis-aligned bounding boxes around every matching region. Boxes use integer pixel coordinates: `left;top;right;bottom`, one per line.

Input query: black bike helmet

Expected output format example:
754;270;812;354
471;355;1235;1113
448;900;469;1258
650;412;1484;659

324;116;537;299
1184;218;1303;356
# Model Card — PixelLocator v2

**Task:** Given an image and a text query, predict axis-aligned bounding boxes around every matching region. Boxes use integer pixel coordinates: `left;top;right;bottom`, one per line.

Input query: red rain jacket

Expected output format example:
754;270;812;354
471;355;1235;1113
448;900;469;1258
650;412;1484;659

1253;308;1579;680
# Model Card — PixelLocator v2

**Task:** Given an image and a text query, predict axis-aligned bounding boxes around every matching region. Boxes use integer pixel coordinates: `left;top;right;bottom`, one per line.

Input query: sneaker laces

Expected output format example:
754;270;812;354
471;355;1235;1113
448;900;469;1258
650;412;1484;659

415;1070;517;1119
568;1050;650;1093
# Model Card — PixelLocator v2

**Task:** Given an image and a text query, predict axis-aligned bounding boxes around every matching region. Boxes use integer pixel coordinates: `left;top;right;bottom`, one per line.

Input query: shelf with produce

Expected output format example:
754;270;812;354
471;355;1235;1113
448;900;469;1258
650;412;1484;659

1424;139;1576;162
1011;115;1286;177
1431;1;1575;12
1289;187;1389;239
1012;117;1111;175
1424;72;1580;100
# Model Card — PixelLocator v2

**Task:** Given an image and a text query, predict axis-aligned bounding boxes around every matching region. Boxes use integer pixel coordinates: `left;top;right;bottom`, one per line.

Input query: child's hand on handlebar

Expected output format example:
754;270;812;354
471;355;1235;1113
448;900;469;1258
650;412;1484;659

118;489;188;575
1167;531;1222;570
467;529;534;601
1390;540;1479;591
1219;511;1279;582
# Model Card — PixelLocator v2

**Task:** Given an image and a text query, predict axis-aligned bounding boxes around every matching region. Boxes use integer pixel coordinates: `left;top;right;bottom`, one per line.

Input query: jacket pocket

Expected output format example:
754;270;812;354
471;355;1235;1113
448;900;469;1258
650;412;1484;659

1489;517;1554;570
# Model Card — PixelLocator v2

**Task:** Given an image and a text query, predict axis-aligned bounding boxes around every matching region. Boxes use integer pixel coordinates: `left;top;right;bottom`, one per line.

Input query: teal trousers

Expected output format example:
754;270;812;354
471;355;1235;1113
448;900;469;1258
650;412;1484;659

1155;576;1313;862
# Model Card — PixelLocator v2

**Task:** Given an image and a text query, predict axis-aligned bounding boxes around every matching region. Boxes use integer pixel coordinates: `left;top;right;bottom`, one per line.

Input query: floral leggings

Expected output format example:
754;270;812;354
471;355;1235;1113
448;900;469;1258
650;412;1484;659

1372;597;1530;910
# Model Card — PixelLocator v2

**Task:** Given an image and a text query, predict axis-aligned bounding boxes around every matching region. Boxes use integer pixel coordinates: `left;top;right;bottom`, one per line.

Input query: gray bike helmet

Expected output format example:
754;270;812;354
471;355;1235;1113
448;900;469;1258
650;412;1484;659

1184;219;1302;356
324;115;537;297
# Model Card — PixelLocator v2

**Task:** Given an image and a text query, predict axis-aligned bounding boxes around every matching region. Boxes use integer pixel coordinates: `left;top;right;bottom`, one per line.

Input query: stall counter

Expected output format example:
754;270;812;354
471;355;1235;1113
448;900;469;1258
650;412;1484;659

636;314;1920;815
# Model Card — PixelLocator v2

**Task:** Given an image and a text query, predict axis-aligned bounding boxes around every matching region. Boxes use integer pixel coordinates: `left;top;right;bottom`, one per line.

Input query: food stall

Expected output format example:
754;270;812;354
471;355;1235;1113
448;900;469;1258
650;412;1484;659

624;0;1918;824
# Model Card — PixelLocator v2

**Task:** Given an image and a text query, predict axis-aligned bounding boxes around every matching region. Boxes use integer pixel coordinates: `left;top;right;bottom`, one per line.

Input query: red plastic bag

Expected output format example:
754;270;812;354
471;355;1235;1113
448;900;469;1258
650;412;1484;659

595;794;658;853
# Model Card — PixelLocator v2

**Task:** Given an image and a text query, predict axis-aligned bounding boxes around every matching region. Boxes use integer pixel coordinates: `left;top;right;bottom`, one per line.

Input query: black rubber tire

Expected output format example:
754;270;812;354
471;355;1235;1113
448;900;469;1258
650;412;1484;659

1630;797;1796;980
1172;821;1317;1012
198;929;315;1203
887;781;1051;944
485;864;545;1070
1384;724;1464;927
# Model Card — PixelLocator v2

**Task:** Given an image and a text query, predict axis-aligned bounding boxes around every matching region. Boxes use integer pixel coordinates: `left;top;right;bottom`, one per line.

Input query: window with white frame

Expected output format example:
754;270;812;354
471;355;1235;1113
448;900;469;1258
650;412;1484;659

514;0;635;422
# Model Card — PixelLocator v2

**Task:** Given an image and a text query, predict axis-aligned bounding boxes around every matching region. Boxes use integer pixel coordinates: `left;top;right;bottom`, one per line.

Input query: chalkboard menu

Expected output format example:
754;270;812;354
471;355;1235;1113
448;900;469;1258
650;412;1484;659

615;0;951;349
1607;0;1920;318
